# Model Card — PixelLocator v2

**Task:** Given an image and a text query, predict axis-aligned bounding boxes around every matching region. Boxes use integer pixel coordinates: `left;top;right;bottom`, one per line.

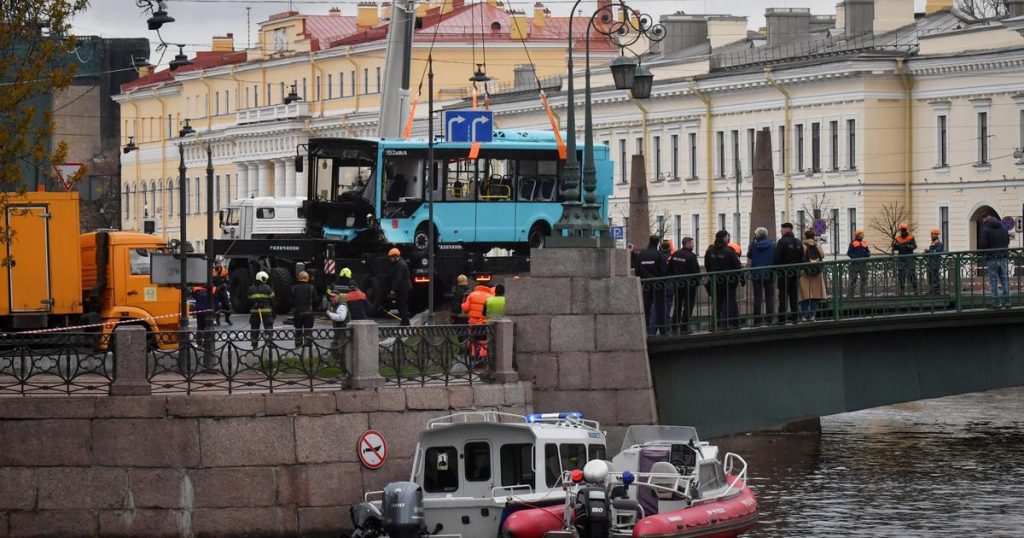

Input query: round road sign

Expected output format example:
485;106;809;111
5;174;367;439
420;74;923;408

813;218;828;236
1002;216;1016;231
358;430;388;469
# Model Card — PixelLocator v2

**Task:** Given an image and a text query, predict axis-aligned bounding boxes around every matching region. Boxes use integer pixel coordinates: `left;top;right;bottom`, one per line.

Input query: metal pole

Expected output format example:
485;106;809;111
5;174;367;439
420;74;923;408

427;54;435;325
735;164;740;240
551;0;585;240
206;146;214;300
178;143;188;330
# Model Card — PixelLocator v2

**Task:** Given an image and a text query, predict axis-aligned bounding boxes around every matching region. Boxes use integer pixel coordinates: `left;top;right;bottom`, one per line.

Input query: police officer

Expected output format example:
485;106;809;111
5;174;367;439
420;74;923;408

636;236;667;335
290;271;316;347
247;271;275;347
668;237;700;332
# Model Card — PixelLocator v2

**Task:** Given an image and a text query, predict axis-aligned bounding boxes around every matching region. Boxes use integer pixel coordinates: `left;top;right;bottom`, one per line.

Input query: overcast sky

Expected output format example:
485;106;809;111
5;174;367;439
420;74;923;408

72;0;929;67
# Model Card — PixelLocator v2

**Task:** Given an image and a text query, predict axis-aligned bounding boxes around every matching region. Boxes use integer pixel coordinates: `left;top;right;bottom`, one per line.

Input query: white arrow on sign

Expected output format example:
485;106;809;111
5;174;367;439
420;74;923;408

471;116;490;142
447;115;466;139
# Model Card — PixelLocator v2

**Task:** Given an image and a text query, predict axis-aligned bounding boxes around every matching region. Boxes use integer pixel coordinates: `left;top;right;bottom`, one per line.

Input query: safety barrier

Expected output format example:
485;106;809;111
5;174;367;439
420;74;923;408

0;332;113;396
379;324;498;386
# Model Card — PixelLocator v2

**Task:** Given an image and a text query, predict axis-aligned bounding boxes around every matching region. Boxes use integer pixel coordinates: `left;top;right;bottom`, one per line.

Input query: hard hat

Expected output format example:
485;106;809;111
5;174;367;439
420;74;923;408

854;229;864;236
930;228;941;235
388;247;401;257
339;267;352;279
256;271;270;282
297;271;309;281
899;223;909;230
456;274;469;285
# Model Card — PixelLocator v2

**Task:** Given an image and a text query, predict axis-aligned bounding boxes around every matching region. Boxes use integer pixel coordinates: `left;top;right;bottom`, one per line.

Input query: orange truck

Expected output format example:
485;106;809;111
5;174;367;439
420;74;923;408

1;191;180;338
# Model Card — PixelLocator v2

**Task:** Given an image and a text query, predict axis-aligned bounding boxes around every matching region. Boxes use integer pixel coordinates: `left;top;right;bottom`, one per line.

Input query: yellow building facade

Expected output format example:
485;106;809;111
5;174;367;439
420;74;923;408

490;0;1024;253
115;0;603;248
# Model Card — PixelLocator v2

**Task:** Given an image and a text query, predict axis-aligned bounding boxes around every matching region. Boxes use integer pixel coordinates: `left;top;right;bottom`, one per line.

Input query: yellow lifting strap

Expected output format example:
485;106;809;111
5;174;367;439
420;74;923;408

402;92;419;140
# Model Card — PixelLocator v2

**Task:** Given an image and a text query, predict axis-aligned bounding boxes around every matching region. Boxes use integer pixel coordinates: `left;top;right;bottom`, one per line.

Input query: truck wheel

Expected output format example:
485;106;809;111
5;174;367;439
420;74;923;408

229;268;252;314
269;267;294;314
413;222;437;252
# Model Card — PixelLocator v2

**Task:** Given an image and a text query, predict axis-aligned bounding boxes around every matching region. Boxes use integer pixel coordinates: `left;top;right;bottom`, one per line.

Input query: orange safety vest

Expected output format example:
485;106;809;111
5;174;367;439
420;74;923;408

461;286;494;325
851;240;869;249
896;234;915;244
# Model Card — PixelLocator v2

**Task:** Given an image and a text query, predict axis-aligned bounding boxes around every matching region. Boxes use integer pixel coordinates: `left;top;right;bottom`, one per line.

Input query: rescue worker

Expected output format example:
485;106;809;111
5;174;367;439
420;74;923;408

924;228;945;294
774;223;804;324
705;230;742;329
247;271;275;347
979;215;1011;308
747;227;776;326
892;223;918;295
668;237;700;332
290;271;316;347
211;263;231;326
636;236;667;335
451;275;471;324
336;267;356;291
345;284;369;321
846;230;871;297
388;248;411;326
483;284;506;319
324;288;349;362
191;284;215;369
461;279;495;325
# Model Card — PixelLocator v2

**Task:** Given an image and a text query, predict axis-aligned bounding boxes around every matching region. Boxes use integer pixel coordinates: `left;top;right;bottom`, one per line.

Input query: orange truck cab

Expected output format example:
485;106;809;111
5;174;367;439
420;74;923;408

0;192;179;338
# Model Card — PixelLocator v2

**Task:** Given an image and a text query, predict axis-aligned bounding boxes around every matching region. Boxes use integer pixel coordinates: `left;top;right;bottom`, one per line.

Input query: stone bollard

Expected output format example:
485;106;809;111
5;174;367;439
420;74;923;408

110;325;152;396
348;320;384;389
490;318;518;383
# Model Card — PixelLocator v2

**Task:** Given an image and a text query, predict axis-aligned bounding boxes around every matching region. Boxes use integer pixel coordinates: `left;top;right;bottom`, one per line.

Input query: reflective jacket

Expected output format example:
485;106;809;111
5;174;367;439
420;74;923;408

345;289;369;321
247;282;275;314
483;295;506;319
847;240;870;259
461;285;494;325
893;233;917;255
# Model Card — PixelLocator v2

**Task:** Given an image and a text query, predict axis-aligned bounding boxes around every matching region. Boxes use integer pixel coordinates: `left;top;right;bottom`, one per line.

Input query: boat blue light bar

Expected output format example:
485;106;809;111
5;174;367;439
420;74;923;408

526;412;584;423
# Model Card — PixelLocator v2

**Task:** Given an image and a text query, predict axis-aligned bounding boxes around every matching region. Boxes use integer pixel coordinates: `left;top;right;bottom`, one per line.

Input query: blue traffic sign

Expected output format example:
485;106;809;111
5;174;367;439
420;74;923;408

813;218;828;236
444;110;493;143
610;226;625;240
1002;216;1015;231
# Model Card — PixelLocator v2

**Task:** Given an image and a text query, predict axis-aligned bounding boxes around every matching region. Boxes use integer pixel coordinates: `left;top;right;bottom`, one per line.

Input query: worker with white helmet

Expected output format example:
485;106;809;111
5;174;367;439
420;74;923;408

247;270;276;347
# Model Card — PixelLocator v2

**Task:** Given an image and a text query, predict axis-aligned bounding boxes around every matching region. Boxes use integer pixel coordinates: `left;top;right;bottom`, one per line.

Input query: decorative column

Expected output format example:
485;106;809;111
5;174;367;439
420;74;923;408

235;162;249;201
284;157;297;198
274;159;286;197
295;161;307;199
257;160;272;197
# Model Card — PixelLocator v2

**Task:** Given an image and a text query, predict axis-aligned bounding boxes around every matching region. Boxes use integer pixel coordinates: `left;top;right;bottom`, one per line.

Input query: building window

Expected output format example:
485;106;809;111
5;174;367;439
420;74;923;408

938;205;949;244
691;214;701;253
618;139;627;184
733;212;740;240
1019;109;1024;156
848;208;857;241
978;112;989;164
315;76;321;101
376;66;382;93
363;68;369;94
716;131;725;178
689;133;698;179
731;130;740;178
795;124;804;172
811;122;820;173
195;177;201;213
797;210;806;234
717;213;726;232
830;120;839;171
167;180;174;216
167;114;172;139
254;85;259;107
635;137;643;155
674;215;682;243
747;128;755;176
656;214;665;236
225;90;230;114
225;174;231;204
937;115;948;167
847;119;857;170
214;92;220;115
671;134;679;179
653;135;661;179
215;174;221;210
279;82;285;102
778;125;786;174
350;71;356;97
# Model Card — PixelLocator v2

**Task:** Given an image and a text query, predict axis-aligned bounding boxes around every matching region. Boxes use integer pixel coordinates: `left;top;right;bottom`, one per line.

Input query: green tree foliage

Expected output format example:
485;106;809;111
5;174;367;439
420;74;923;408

0;0;90;193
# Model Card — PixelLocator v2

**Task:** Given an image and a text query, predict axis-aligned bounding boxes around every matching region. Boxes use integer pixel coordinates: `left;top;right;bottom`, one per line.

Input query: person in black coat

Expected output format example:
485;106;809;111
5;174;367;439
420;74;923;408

668;237;701;332
636;235;667;335
773;222;804;324
290;271;317;347
705;230;742;329
387;248;412;325
979;215;1011;307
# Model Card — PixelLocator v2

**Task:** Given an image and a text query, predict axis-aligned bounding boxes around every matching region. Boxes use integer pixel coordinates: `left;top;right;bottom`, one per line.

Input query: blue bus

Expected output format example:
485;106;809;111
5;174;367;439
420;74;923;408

301;130;614;256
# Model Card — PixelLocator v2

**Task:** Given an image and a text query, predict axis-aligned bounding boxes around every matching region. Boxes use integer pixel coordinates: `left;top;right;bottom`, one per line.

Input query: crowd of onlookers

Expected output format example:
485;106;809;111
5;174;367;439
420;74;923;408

632;214;1015;335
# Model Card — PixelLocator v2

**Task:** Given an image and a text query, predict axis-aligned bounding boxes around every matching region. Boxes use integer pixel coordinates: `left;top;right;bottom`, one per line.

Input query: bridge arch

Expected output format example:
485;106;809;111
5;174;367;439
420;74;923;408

967;203;1000;250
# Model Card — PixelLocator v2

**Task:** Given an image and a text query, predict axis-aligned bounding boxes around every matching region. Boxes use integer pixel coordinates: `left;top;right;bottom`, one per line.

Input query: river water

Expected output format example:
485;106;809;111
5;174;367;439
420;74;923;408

715;387;1024;537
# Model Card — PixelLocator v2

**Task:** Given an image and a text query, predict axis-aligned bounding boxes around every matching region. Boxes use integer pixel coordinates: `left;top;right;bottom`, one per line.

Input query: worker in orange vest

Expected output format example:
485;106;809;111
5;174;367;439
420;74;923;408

461;279;495;325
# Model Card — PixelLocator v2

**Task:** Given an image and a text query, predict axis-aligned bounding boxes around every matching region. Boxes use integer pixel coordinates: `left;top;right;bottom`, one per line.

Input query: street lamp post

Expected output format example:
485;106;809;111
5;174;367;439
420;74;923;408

551;0;664;248
178;119;194;331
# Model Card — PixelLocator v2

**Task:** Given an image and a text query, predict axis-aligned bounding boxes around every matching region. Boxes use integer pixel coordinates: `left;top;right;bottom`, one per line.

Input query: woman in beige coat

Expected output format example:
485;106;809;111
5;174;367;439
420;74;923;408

798;229;827;321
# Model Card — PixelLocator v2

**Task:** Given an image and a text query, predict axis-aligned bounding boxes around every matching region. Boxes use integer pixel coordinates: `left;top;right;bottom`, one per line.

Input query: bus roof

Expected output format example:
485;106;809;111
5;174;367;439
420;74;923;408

309;129;589;152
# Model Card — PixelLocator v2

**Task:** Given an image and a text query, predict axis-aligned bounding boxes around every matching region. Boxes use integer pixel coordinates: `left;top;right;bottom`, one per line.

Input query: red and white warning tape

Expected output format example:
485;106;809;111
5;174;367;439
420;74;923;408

3;309;215;336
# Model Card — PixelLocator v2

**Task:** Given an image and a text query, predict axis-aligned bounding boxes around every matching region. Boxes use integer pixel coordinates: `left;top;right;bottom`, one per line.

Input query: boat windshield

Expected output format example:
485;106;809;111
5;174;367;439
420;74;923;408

620;425;700;453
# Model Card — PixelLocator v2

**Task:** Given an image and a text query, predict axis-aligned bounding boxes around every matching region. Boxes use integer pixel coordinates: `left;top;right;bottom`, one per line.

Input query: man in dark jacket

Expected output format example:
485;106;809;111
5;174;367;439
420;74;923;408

979;215;1011;307
669;237;701;332
892;223;918;295
705;230;742;329
636;235;667;335
388;248;412;325
247;271;275;348
211;263;232;326
924;228;945;294
846;230;871;297
290;271;316;347
747;227;776;326
774;223;804;324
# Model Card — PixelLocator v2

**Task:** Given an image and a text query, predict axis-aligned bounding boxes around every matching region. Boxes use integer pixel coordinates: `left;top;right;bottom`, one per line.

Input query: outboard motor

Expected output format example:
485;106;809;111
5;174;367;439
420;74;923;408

574;486;610;538
381;481;426;538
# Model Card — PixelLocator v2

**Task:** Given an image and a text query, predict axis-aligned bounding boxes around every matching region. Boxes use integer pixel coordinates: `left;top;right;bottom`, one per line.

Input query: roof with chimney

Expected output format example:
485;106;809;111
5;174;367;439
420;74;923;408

121;49;247;92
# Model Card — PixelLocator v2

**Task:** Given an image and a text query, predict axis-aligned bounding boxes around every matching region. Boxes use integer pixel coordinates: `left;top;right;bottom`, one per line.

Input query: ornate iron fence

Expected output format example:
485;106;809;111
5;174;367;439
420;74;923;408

642;248;1024;337
148;327;352;394
379;324;495;386
0;332;113;396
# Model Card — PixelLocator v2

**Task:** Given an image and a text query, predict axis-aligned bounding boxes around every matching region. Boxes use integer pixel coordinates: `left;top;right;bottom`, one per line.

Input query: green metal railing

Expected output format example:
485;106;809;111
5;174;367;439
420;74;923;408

641;248;1024;337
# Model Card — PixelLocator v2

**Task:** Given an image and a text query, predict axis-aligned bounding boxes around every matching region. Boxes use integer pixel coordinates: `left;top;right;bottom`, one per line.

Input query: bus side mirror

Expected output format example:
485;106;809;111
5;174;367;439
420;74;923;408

295;155;303;173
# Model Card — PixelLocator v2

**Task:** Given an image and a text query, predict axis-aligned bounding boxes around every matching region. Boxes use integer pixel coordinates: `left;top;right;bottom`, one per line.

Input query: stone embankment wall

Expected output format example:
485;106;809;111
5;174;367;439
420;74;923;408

0;383;531;537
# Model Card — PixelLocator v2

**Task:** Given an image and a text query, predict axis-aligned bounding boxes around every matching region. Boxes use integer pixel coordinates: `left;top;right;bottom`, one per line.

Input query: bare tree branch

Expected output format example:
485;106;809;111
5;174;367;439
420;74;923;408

869;202;916;255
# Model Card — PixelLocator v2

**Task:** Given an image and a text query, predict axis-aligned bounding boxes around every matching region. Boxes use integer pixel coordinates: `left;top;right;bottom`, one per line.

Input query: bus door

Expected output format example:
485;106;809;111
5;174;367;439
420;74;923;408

473;154;516;243
437;157;476;243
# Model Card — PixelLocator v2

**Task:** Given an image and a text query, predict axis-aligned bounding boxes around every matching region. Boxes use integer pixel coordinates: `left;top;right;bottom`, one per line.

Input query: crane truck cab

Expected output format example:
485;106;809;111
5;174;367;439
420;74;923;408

219;197;306;240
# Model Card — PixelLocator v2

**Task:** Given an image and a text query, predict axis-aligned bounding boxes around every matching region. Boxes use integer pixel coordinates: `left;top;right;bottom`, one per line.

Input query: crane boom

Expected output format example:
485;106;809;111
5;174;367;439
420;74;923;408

377;0;417;139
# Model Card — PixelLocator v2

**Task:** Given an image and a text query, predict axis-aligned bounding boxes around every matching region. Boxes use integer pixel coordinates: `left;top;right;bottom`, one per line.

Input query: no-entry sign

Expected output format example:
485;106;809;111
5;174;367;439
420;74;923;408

358;430;388;469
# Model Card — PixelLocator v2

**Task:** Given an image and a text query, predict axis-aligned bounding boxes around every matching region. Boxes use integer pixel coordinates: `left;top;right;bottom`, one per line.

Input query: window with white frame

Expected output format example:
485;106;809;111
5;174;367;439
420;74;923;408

847;208;857;242
691;214;701;253
716;131;725;178
978;111;989;164
618;139;627;184
653;136;662;179
778;125;786;174
940;205;949;244
811;122;821;173
747;128;755;175
731;130;740;178
795;124;804;172
847;119;857;170
671;134;679;179
830;120;839;171
689;132;698;179
938;114;949;167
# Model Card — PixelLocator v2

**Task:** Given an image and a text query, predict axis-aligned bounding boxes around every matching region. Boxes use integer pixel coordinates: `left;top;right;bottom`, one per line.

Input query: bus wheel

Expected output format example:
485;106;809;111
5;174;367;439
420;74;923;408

528;222;548;249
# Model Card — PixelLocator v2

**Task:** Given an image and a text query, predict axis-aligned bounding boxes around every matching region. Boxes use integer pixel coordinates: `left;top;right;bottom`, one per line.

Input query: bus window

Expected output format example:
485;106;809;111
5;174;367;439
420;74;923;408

383;154;423;202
